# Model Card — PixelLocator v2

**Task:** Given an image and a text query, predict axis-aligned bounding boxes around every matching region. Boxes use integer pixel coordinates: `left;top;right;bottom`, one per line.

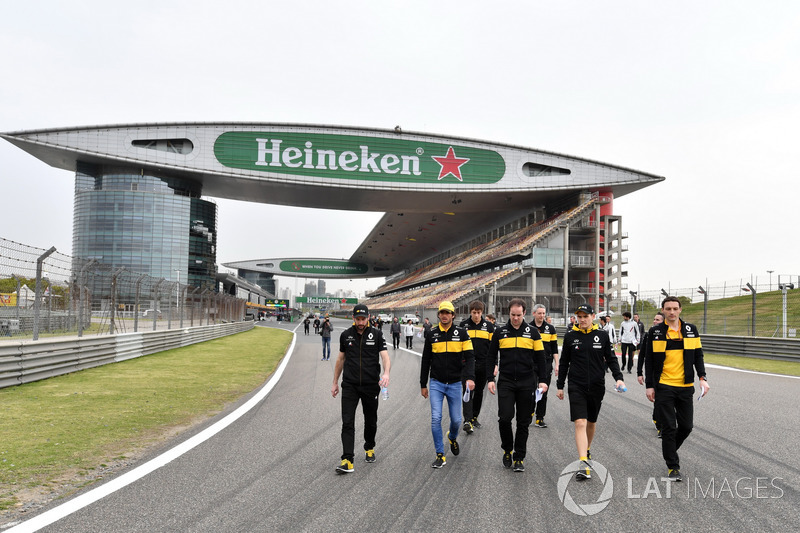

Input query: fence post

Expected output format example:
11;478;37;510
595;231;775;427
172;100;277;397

134;274;146;333
77;259;97;338
152;279;164;331
33;246;56;341
109;268;125;335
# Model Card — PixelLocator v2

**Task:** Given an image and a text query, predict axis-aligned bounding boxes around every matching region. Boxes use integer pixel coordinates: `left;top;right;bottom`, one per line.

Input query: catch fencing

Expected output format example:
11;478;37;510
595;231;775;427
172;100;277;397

622;275;800;339
0;237;246;341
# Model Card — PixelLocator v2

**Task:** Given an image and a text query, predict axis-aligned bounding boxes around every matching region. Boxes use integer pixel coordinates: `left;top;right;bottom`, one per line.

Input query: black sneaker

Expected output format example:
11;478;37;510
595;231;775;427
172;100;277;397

503;452;512;468
667;468;682;482
447;431;460;456
534;419;548;428
471;418;482;429
431;454;446;468
513;460;525;472
463;420;474;434
365;449;376;463
335;459;354;474
586;449;592;461
657;429;662;439
575;460;592;481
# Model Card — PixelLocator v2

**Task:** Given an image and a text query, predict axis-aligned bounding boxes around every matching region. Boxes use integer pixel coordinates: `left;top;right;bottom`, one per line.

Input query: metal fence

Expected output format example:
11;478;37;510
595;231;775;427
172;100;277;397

0;237;246;340
621;275;800;338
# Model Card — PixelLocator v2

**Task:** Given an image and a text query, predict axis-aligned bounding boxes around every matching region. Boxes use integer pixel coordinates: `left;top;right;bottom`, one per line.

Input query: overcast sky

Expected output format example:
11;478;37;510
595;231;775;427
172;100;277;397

1;1;797;298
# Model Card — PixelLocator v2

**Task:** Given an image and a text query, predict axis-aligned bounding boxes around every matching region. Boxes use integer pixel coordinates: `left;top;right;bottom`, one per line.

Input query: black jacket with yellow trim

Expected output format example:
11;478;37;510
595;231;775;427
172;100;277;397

533;321;558;360
557;324;623;390
420;323;475;386
459;317;494;362
644;319;706;388
488;320;547;383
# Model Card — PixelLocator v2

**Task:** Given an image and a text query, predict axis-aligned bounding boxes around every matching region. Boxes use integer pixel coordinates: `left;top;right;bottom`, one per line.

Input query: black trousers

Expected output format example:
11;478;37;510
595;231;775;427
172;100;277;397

405;335;413;349
340;382;380;461
534;357;554;420
621;343;636;371
462;363;488;422
497;375;535;459
655;383;694;470
392;332;400;348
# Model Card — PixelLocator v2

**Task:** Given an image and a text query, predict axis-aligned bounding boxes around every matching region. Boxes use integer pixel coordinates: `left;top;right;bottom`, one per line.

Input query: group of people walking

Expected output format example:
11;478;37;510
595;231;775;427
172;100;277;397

330;296;709;483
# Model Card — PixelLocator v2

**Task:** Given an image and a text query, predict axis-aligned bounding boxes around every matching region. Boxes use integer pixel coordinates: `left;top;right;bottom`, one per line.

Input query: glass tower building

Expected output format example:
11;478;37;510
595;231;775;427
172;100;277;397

72;162;217;295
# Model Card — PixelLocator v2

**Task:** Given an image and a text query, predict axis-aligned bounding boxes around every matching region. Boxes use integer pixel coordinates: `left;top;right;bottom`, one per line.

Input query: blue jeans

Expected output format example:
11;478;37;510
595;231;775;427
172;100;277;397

321;336;331;359
429;378;463;454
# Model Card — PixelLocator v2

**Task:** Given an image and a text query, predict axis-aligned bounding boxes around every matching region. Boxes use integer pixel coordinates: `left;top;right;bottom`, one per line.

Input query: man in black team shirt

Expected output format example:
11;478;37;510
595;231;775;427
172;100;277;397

557;304;625;481
331;304;391;474
459;300;494;433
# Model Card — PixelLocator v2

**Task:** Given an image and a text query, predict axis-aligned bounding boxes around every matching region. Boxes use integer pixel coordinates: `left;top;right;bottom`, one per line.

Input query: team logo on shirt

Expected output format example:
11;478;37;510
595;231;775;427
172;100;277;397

453;329;459;337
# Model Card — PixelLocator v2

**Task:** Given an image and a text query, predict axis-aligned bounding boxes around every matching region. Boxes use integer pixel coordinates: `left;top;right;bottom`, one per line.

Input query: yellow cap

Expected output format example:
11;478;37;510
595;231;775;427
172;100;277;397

438;301;455;313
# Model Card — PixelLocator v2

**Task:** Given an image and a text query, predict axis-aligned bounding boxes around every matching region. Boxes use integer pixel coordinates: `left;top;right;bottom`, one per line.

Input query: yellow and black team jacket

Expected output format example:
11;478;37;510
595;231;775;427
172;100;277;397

534;321;558;361
644;319;707;388
487;320;547;384
420;323;475;386
458;317;494;364
557;324;623;391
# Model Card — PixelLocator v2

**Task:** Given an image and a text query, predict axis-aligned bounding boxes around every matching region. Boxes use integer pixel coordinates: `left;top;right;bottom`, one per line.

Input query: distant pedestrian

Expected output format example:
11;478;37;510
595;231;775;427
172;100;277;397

303;316;310;335
313;316;321;334
618;312;640;374
321;317;334;361
403;320;415;349
331;305;390;474
390;317;401;349
486;314;496;325
423;317;432;340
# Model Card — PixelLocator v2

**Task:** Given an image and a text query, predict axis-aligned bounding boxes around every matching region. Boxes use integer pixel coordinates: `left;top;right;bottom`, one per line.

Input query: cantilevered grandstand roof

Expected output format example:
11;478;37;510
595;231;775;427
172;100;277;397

2;123;664;278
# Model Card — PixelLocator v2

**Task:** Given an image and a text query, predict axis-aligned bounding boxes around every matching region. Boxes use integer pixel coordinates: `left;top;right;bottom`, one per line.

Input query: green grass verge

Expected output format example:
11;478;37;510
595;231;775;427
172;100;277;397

0;326;291;512
703;352;800;377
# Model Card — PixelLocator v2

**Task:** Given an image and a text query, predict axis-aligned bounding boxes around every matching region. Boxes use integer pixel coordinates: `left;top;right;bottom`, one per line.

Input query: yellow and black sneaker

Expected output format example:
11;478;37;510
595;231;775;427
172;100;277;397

471;417;482;429
431;453;446;468
463;420;474;434
534;419;548;428
365;449;376;463
447;431;460;456
575;460;592;481
667;468;682;482
336;459;354;474
503;452;512;468
513;459;525;473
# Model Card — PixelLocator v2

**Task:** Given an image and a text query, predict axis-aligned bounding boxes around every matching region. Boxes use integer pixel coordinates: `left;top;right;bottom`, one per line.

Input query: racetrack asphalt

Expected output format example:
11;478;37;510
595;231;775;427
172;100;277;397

6;317;799;532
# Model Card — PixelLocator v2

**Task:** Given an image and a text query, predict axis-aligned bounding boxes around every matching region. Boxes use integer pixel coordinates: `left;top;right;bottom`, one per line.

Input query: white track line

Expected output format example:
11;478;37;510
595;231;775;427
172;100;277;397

5;324;300;533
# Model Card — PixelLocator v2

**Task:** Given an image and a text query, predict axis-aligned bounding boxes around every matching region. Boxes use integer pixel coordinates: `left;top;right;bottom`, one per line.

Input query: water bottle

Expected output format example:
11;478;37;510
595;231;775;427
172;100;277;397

616;383;627;393
381;385;389;400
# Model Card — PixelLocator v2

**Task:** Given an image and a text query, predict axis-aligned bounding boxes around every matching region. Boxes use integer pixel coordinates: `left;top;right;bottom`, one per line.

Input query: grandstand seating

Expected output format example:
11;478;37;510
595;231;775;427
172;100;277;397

368;196;602;301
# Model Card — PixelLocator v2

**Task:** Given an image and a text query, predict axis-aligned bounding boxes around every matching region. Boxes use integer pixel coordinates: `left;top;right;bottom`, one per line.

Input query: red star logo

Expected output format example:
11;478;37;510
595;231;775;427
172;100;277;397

431;146;470;181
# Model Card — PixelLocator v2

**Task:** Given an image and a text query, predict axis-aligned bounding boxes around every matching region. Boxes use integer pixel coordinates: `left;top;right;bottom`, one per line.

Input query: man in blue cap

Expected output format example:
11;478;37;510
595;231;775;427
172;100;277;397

331;304;391;474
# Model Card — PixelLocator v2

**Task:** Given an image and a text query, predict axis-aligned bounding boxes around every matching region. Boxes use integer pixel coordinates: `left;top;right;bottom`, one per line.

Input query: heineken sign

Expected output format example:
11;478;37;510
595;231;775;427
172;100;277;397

279;260;368;275
296;297;358;304
214;132;505;184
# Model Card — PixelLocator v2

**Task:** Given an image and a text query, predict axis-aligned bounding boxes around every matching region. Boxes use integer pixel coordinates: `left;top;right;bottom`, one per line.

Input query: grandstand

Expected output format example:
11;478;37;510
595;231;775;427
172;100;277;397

364;191;624;323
